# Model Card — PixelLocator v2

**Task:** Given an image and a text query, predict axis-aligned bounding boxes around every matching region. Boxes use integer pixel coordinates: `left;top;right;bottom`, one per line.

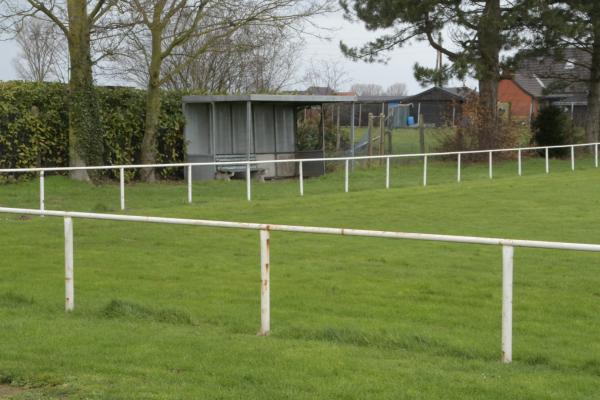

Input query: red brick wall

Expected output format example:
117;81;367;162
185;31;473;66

498;79;537;118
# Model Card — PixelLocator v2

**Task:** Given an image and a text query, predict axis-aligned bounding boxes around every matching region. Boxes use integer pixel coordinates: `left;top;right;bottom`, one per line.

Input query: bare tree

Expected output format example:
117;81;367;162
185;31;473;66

234;27;303;93
159;24;303;93
351;83;384;96
118;0;330;182
12;18;66;82
385;82;407;97
303;59;349;92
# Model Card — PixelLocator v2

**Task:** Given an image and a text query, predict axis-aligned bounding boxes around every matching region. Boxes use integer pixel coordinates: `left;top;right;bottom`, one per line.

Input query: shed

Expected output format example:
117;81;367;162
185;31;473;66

403;87;471;127
355;95;409;128
183;94;358;180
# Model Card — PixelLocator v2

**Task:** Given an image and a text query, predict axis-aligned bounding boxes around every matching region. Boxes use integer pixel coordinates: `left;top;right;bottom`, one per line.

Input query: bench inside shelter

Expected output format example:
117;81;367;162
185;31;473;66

215;154;265;181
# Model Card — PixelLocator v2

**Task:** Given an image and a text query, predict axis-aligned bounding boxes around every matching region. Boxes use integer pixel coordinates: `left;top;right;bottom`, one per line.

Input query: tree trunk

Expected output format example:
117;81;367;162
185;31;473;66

478;78;499;148
140;31;163;183
585;13;600;144
585;63;600;143
66;0;103;181
476;0;502;150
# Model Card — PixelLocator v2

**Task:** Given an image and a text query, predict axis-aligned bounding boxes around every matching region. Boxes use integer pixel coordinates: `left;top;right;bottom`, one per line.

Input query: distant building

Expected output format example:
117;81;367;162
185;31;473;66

402;86;472;127
498;49;590;124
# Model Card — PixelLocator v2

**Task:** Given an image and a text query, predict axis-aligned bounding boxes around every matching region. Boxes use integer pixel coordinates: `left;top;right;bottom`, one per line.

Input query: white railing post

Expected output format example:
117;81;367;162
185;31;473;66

595;143;599;168
344;159;349;193
518;149;522;176
299;161;304;196
246;163;251;201
545;147;549;174
423;155;428;186
502;245;514;363
457;153;461;183
39;171;45;216
64;217;74;312
259;229;270;336
187;165;192;204
119;168;125;210
571;145;575;171
385;157;390;189
489;151;493;179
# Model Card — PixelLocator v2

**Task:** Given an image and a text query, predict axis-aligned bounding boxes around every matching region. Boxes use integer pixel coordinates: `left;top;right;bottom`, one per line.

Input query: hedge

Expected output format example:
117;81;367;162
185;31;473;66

0;81;185;181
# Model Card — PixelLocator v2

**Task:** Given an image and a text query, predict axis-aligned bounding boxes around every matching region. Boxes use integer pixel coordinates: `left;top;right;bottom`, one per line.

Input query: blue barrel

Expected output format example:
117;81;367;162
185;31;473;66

407;116;415;126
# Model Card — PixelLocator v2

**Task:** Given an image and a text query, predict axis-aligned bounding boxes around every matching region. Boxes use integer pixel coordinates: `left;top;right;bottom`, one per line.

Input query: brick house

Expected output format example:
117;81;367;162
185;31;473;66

498;49;590;124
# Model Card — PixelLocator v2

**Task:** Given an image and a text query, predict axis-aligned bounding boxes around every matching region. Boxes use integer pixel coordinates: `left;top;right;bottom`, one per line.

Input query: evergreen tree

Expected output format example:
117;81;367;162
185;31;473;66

526;1;600;143
340;0;532;149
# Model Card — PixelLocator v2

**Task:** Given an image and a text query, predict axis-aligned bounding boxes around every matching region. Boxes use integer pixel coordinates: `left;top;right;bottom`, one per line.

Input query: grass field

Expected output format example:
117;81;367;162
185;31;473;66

347;125;532;155
347;126;450;154
0;155;599;399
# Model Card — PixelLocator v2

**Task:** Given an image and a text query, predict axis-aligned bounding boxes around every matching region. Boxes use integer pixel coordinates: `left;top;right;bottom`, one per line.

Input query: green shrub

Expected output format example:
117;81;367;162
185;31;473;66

296;108;349;154
531;105;576;157
0;81;185;180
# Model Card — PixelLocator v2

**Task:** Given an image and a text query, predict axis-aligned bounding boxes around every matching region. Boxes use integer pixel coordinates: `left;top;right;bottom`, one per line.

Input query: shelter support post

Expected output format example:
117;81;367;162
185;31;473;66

419;114;425;154
211;102;217;157
321;103;326;157
246;101;252;161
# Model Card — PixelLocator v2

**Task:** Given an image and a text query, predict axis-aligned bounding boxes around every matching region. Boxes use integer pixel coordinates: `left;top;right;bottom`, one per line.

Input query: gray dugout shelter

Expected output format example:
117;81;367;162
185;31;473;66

183;94;358;180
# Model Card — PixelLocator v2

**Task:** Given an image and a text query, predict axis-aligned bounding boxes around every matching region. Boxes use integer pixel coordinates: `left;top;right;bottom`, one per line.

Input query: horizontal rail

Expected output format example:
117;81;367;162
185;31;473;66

2;206;598;363
2;207;600;252
0;142;598;174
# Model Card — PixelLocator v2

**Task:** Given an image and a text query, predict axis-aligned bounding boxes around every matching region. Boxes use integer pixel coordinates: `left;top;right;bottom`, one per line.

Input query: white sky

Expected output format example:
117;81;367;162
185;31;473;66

0;9;477;95
296;12;475;94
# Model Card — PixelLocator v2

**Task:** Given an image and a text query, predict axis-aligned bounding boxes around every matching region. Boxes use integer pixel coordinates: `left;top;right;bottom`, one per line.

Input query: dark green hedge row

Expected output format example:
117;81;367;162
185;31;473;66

0;81;185;180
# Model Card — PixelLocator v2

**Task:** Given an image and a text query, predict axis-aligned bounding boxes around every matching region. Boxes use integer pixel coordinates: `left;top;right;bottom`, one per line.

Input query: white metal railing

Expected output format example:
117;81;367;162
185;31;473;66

0;142;598;210
1;206;599;363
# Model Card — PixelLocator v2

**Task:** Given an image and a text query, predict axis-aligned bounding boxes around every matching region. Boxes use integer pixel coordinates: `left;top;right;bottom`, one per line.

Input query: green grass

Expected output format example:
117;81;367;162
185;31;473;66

0;154;599;399
346;126;450;154
345;124;533;155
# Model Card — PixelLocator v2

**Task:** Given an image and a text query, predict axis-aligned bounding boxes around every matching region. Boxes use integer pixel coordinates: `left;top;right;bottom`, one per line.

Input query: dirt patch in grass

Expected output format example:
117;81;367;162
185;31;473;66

0;384;26;398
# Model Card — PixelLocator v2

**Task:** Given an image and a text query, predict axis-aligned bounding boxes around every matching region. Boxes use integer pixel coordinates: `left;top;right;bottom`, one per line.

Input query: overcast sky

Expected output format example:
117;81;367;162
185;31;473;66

300;12;476;94
0;8;476;95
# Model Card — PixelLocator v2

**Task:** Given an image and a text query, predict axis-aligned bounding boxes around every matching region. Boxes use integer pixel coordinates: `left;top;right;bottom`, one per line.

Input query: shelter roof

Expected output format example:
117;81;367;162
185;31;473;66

183;94;358;105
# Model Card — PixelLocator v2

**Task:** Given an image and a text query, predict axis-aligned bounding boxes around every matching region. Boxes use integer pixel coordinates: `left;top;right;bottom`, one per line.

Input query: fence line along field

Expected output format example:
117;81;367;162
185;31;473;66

0;161;599;399
2;142;599;210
